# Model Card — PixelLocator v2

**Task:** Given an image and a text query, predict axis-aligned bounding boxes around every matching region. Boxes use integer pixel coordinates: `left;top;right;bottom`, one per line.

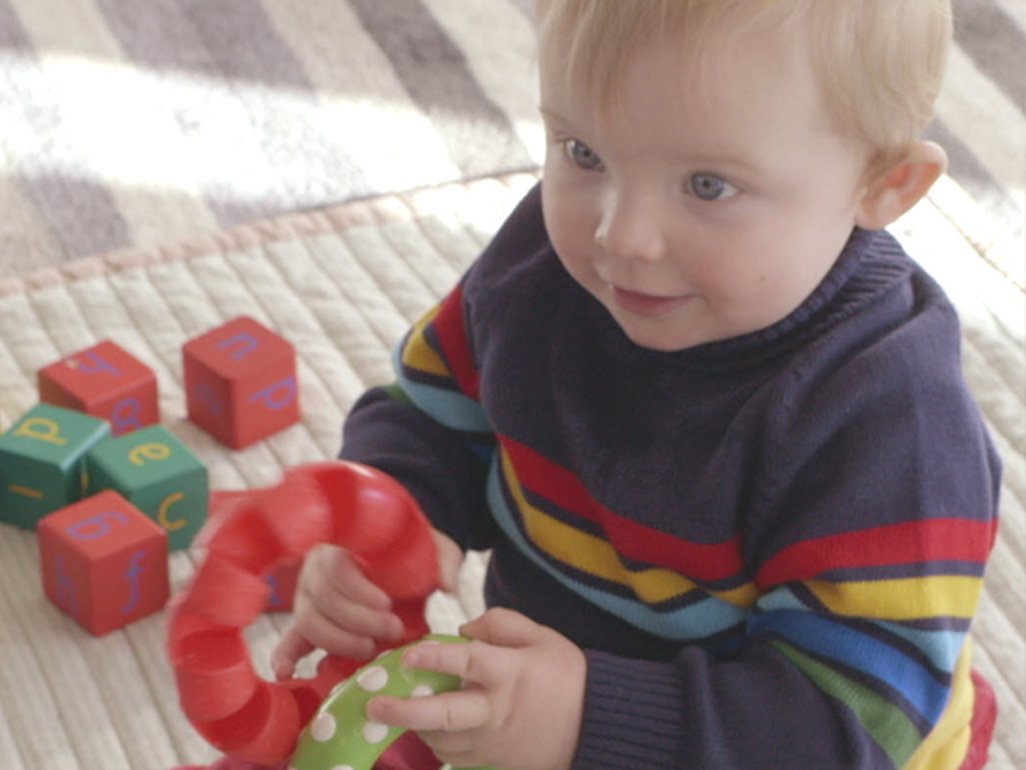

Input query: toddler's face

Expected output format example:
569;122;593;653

539;20;875;352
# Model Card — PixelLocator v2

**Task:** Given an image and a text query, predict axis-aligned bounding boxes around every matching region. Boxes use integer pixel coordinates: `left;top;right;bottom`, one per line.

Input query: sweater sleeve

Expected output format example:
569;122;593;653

340;281;499;550
571;307;1000;770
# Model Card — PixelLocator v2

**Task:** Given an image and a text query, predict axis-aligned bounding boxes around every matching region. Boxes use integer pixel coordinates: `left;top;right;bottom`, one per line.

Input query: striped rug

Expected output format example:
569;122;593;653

0;0;1022;281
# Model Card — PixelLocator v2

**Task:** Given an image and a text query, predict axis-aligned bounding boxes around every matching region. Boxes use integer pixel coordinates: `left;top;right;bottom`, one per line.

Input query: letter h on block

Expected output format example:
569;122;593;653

38;490;169;636
183;316;300;449
38;340;159;436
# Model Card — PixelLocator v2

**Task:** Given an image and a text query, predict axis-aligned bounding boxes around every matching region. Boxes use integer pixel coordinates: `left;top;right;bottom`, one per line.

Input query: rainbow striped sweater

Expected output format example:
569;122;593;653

340;185;1000;769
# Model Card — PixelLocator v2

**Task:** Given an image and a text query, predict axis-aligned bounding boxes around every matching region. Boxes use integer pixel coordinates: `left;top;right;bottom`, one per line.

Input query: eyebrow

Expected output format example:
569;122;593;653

538;106;573;127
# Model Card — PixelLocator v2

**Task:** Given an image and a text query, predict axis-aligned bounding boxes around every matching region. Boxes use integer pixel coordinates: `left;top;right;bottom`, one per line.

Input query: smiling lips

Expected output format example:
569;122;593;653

611;286;694;317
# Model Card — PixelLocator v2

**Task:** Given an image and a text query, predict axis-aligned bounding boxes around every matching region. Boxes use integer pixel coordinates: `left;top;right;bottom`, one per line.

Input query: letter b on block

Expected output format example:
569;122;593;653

183;316;300;449
38;490;169;636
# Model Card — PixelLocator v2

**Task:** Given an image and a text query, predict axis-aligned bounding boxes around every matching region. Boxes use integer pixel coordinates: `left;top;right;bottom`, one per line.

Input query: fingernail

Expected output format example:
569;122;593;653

365;698;385;721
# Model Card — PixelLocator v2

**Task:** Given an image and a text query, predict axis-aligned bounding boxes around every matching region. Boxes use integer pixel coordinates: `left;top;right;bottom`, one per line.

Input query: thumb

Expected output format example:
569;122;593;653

431;529;463;594
459;607;543;648
271;625;315;680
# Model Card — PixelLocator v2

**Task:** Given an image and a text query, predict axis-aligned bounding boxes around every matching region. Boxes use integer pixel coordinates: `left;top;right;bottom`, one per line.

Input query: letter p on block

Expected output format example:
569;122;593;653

182;316;300;449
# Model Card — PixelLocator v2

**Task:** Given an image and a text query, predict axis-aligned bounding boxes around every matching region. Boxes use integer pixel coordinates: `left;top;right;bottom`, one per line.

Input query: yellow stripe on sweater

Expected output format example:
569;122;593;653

502;450;760;608
904;640;975;770
805;576;982;621
401;305;450;377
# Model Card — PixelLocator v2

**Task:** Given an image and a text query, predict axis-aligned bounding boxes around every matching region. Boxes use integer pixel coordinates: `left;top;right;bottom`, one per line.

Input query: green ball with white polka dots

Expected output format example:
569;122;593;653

289;635;497;770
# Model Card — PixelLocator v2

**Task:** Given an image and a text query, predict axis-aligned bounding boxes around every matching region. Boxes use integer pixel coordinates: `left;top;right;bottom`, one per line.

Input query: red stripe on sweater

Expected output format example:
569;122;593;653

430;286;480;401
755;518;996;589
500;435;745;583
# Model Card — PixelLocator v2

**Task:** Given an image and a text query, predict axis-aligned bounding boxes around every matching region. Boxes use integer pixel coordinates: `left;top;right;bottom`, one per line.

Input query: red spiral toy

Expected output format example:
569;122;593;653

167;461;439;765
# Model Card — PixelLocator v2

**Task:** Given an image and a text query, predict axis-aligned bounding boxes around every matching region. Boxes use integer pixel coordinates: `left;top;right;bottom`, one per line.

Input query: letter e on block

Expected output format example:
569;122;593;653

38;490;169;636
85;425;208;552
182;316;300;449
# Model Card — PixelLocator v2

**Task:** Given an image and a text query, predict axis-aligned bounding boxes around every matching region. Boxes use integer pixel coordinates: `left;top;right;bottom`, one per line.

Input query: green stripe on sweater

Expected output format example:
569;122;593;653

771;640;922;768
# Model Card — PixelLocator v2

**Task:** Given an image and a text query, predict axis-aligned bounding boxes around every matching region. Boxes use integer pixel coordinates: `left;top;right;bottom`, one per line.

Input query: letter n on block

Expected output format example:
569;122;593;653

183;316;300;449
38;490;169;636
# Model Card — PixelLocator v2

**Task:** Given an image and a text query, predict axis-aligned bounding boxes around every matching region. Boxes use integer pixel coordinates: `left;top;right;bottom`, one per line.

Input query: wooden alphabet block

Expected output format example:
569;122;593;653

86;425;208;551
183;316;300;450
38;340;159;436
38;490;169;636
264;558;301;612
0;404;110;529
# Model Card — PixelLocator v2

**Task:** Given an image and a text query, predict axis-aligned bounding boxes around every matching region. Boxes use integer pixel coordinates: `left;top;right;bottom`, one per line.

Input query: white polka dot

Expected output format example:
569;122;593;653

363;720;389;744
330;766;356;770
311;712;338;742
356;665;389;692
411;684;434;698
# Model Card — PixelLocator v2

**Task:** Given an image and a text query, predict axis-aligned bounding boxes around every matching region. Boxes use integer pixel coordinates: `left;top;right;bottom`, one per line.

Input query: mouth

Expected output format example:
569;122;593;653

610;286;694;318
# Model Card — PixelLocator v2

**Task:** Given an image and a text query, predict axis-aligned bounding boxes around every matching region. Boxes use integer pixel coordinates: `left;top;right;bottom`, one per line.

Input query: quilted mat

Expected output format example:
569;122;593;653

0;172;1022;769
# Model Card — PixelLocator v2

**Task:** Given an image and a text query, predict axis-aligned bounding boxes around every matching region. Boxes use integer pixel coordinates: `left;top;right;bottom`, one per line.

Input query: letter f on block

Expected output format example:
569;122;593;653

122;551;145;613
55;557;77;618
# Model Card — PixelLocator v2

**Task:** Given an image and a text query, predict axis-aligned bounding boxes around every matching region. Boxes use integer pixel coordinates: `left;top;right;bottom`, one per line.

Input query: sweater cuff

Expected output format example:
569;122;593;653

572;650;683;770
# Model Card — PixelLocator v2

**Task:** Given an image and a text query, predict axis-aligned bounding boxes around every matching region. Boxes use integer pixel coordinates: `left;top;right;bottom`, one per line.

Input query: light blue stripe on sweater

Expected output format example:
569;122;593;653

393;344;490;433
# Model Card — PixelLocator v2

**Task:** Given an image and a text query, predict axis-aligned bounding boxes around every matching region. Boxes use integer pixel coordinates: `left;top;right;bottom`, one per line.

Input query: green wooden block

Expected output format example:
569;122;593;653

0;404;111;529
86;425;208;551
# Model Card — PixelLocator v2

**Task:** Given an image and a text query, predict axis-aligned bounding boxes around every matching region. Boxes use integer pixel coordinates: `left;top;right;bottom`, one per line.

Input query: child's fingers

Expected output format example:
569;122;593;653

271;626;315;679
315;544;394;611
402;638;507;689
307;585;405;641
460;606;545;648
430;529;463;593
276;606;380;665
367;689;490;733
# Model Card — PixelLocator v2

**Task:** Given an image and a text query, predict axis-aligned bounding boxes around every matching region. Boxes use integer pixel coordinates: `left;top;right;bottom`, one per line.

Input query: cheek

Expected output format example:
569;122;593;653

542;184;595;260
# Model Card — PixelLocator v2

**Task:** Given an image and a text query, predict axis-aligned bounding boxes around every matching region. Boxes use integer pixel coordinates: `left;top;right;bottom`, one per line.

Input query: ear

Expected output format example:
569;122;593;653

854;141;948;230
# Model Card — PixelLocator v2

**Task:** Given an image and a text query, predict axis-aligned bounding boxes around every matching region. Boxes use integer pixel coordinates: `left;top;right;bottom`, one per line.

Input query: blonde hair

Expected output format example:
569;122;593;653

535;0;952;161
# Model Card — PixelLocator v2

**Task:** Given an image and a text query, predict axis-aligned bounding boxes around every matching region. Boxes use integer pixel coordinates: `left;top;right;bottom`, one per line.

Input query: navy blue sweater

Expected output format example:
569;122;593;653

341;184;1000;769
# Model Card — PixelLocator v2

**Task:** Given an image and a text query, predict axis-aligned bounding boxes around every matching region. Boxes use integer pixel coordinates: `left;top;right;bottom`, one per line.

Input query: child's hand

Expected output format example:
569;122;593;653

271;529;463;679
367;608;586;770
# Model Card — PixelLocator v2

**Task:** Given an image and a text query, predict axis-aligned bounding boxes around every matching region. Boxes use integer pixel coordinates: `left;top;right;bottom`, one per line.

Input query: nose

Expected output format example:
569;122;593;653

594;190;667;263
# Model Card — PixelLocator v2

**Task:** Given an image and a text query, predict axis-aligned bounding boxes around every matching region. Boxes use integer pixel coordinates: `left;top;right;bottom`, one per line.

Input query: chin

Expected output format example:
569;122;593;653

618;324;705;353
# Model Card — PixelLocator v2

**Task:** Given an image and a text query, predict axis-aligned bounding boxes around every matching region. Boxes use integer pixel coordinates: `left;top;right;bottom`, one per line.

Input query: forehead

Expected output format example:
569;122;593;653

539;14;839;152
537;2;810;109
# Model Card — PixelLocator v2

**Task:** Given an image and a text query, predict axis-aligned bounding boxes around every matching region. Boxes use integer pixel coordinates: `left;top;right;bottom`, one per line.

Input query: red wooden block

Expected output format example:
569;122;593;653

264;559;301;612
38;340;158;436
38;490;170;636
183;316;300;450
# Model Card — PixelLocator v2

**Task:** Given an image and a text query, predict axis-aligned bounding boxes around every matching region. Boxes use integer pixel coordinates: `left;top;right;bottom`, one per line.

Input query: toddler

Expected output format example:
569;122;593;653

271;1;1001;769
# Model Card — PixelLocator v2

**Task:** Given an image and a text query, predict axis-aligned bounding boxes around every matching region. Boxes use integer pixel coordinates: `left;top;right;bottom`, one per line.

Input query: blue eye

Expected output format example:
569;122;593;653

565;139;604;171
689;173;739;201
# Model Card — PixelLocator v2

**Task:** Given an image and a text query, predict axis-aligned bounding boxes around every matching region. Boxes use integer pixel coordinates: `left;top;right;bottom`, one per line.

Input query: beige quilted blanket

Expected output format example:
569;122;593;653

0;173;1022;769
